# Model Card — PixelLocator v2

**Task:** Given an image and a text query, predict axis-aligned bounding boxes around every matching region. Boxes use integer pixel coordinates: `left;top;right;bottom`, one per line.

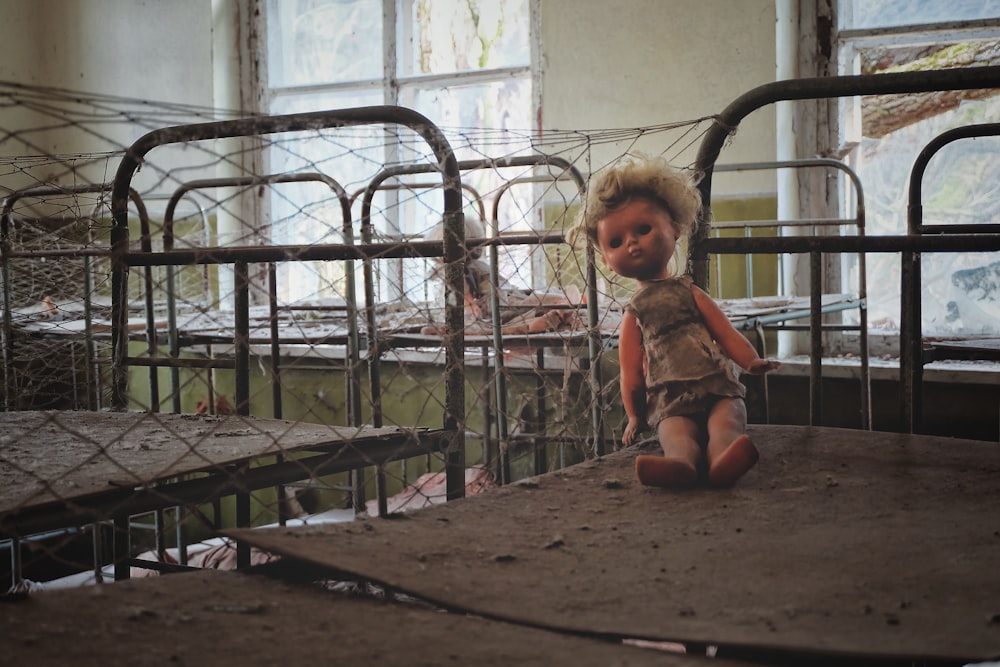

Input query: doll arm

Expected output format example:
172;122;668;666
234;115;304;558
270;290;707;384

690;285;780;374
618;311;649;446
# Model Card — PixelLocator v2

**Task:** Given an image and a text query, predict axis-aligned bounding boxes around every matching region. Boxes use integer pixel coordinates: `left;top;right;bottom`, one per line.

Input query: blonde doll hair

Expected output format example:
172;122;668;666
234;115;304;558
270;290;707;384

571;154;702;249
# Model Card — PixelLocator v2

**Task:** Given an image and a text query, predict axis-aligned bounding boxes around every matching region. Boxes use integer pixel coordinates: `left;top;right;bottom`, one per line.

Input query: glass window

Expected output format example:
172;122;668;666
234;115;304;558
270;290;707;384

264;0;536;305
267;0;383;88
835;2;1000;337
839;0;1000;30
397;0;531;76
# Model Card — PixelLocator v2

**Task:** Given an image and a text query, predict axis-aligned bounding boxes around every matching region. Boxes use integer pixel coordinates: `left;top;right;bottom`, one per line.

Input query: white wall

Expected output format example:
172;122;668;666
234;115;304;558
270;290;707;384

0;0;221;162
0;0;215;103
540;0;777;194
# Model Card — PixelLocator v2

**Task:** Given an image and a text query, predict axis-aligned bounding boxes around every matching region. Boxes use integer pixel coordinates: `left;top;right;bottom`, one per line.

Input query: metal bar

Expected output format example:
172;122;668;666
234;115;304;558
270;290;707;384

907;124;1000;234
702;233;1000;254
8;536;21;591
122;235;572;266
754;321;770;424
125;357;236;369
376;466;389;518
711;218;857;229
731;299;864;331
234;261;250;416
534;347;547;476
112;514;129;581
132;194;160;412
235;484;251;570
2;248;112;259
92;524;105;584
810;251;823;426
267;262;282;419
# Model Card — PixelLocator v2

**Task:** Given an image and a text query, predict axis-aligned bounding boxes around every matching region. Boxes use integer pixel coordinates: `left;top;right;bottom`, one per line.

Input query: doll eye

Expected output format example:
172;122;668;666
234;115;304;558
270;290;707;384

637;224;651;235
609;237;622;249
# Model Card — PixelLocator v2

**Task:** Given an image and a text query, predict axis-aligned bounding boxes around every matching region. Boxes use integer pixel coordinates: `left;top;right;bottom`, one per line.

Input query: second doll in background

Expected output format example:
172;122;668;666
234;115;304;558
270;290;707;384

576;155;779;489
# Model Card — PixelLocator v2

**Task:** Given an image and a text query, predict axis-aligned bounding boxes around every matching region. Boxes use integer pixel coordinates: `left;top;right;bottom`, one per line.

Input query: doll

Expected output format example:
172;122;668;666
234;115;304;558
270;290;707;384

577;156;779;488
424;217;582;334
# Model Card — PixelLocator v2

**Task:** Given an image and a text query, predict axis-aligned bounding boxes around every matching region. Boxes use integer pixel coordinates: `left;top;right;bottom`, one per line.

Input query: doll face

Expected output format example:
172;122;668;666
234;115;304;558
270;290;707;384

595;197;679;281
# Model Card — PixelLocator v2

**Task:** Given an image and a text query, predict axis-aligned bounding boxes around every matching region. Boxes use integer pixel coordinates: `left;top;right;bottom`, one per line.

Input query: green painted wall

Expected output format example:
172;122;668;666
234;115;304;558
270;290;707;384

707;195;780;299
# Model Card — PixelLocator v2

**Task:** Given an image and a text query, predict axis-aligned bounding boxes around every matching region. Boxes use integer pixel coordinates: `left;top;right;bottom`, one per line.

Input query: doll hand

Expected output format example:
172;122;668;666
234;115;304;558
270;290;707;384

622;417;647;448
746;358;781;375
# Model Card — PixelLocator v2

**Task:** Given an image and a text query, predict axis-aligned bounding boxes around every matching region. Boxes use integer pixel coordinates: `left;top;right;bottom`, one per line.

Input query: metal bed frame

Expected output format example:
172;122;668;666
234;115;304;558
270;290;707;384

0;107;472;586
693;65;1000;431
110;104;469;486
130;158;596;506
106;106;469;572
712;158;870;428
901;121;1000;434
354;156;604;484
0;183;148;411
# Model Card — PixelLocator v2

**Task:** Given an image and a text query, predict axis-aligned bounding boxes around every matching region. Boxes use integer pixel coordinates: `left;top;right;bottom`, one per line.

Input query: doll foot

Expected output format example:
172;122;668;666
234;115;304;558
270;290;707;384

708;434;759;487
635;455;697;489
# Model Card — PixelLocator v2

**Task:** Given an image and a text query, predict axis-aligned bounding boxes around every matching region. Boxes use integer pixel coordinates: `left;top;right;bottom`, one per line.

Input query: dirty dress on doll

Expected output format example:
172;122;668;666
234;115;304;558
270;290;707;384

625;275;745;426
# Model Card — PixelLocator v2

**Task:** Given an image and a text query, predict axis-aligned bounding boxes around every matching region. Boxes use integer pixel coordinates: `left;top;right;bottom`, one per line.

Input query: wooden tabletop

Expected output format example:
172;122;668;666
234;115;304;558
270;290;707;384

1;568;758;667
224;424;1000;663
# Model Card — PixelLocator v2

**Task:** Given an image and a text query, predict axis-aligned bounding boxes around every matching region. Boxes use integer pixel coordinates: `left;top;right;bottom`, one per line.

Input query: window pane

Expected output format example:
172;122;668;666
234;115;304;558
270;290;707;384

837;0;1000;336
398;0;530;77
399;77;535;232
400;77;533;158
857;102;1000;335
840;0;1000;30
270;89;386;191
401;78;538;295
264;1;537;302
267;0;383;87
269;90;385;303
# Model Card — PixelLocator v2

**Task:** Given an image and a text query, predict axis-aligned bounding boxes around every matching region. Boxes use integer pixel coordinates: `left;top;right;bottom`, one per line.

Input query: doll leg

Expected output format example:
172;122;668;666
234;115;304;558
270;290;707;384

635;415;700;488
705;398;758;487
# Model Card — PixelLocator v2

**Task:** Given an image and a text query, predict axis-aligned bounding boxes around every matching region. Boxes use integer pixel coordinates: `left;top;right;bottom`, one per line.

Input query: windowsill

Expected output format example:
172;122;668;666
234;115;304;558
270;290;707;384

208;343;588;372
203;341;1000;385
769;354;1000;385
